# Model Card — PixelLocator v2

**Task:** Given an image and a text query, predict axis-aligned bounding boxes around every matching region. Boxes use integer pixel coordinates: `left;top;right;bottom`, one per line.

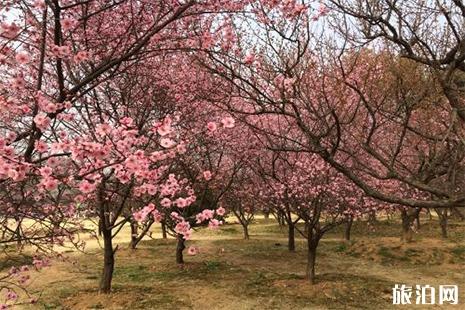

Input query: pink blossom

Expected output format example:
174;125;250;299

187;246;199;255
176;143;187;154
43;177;58;191
0;22;20;39
157;124;171;136
207;121;217;132
175;220;191;236
39;166;53;176
61;17;77;31
133;210;147;222
208;219;222;230
244;53;255;65
160;138;175;148
35;140;48;153
146;184;157;195
33;0;46;9
74;51;89;63
15;51;30;64
33;113;51;131
160;197;172;208
221;117;235;128
175;197;187;208
216;206;226;216
79;180;96;193
203;170;212;181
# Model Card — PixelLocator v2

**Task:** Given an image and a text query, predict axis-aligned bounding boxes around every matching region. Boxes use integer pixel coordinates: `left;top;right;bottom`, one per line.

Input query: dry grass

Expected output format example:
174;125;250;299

6;216;465;309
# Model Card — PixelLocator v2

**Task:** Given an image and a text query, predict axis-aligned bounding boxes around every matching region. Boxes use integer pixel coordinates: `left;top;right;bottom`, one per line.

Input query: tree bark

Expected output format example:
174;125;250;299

176;234;185;264
129;220;138;250
99;228;115;293
344;216;353;242
415;210;421;230
436;208;448;238
368;210;377;224
401;209;415;242
161;221;167;239
242;223;250;240
306;234;320;284
288;222;295;251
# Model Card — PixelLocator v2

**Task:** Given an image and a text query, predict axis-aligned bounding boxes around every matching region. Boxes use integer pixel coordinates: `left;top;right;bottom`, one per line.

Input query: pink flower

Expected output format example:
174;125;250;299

208;219;222;230
133;210;147;222
175;221;191;236
79;180;96;193
160;138;175;148
207;121;217;132
35;140;48;153
33;0;46;9
15;51;30;64
1;22;20;39
43;177;58;191
175;197;187;208
39;166;53;176
157;124;171;136
61;17;77;31
244;53;255;65
203;170;212;181
74;51;89;63
151;209;163;222
187;246;199;256
34;113;51;131
146;184;157;195
176;143;186;154
160;197;172;208
221;117;235;128
216;206;226;216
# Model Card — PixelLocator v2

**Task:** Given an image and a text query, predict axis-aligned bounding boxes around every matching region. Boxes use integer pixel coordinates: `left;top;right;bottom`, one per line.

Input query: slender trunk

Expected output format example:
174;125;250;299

368;210;377;224
176;234;185;264
306;234;320;285
161;221;167;239
344;216;353;242
436;208;448;239
264;210;270;220
99;229;115;293
277;213;285;227
401;210;413;242
242;223;250;240
288;222;295;251
130;220;138;250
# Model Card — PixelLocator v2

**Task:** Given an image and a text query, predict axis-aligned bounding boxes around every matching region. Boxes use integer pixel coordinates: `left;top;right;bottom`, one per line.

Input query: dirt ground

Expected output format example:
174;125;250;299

5;216;465;309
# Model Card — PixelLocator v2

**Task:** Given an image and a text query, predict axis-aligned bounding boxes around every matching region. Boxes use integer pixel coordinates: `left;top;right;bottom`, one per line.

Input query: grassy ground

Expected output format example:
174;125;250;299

8;216;465;309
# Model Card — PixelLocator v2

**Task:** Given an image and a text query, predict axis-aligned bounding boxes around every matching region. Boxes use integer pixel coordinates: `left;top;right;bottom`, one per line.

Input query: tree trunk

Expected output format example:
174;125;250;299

368;210;377;224
130;220;138;250
415;210;421;230
344;216;353;242
306;234;320;284
242;223;250;240
288;222;295;251
176;234;185;264
436;208;448;239
99;229;115;293
161;221;167;239
264;210;270;220
401;210;414;242
276;212;285;227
